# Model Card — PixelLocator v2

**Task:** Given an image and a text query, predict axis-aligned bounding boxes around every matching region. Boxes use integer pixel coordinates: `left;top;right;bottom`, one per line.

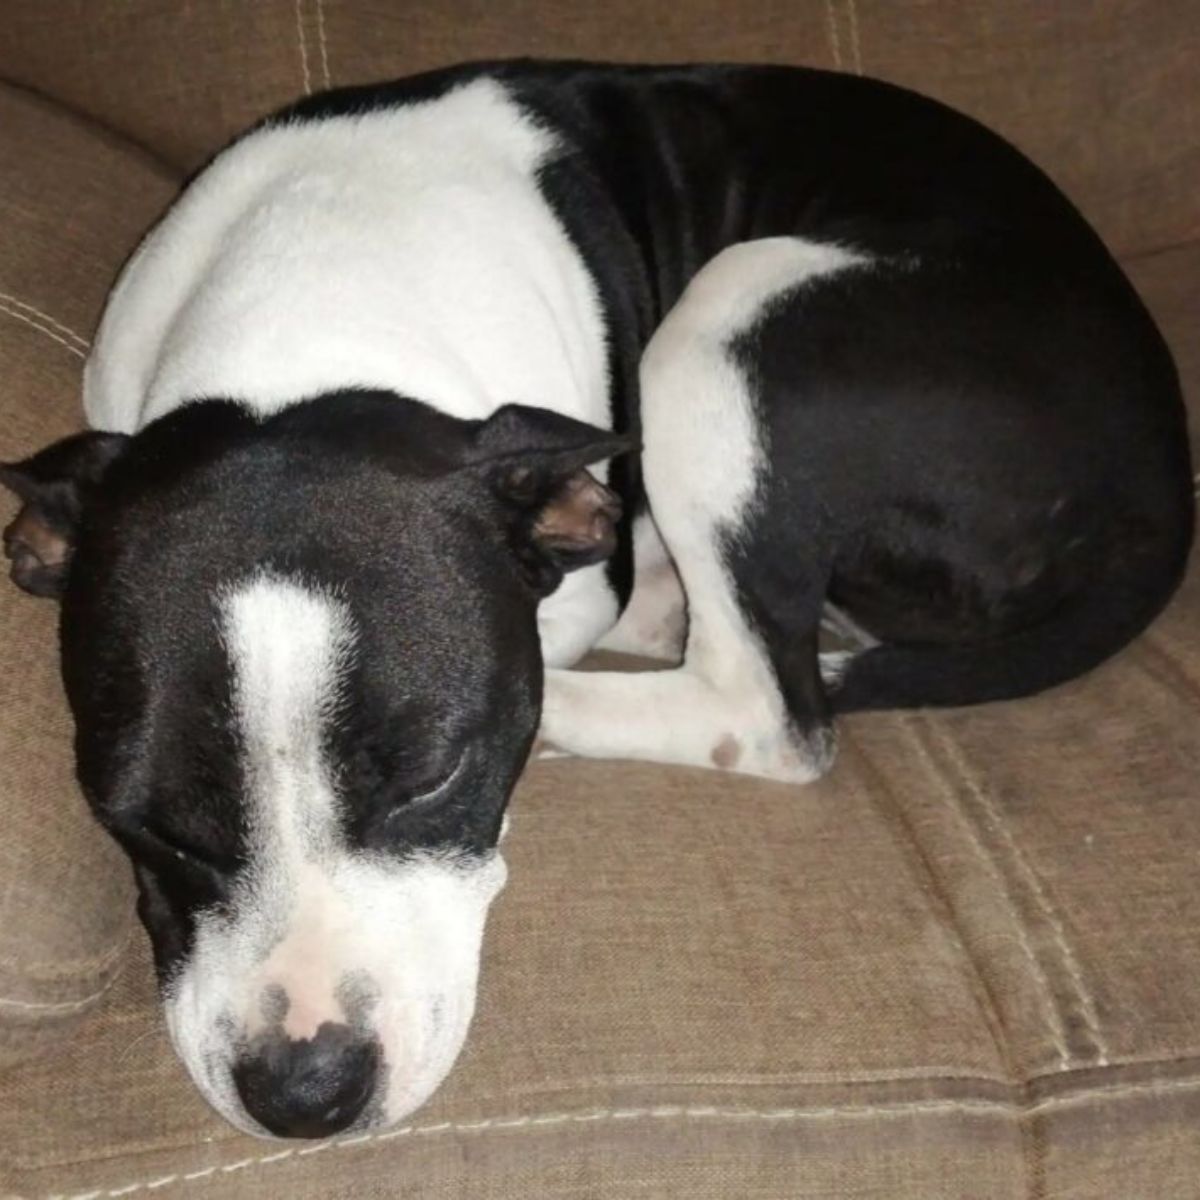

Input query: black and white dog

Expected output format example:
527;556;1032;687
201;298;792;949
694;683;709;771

2;62;1192;1139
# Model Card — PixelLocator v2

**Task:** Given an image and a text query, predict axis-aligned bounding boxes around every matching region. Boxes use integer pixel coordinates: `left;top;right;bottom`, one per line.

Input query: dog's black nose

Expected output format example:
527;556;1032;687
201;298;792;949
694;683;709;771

233;1022;381;1139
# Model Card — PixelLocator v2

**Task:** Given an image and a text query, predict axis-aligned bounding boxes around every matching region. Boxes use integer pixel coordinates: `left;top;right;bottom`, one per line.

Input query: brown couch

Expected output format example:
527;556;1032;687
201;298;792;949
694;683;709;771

1;3;1198;1196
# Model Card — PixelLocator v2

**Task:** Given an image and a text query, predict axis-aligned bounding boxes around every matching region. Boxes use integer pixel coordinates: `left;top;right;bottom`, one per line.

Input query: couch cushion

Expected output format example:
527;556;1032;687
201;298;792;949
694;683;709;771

0;1;1196;257
1126;240;1200;464
0;84;179;1069
0;240;1196;1197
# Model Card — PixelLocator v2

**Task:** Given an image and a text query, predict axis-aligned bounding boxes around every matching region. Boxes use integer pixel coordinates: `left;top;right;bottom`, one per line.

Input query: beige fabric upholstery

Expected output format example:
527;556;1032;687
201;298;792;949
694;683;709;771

1;1;1196;255
0;84;178;1070
0;3;1197;1196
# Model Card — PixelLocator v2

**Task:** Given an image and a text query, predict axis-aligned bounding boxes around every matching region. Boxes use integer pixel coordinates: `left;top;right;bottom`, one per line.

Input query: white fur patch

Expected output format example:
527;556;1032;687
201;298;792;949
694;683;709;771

596;511;686;661
84;78;610;437
537;560;620;668
542;239;868;782
163;574;507;1135
220;573;355;862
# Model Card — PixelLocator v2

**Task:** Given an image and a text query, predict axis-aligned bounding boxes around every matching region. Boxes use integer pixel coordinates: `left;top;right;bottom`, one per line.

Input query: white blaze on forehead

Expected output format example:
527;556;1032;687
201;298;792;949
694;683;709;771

219;574;357;1039
220;572;355;856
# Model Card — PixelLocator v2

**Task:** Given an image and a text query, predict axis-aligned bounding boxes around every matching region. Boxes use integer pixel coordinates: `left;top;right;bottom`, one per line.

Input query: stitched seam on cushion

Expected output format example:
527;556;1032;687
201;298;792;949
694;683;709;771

927;722;1109;1067
843;0;864;74
0;965;122;1014
41;1076;1200;1200
902;716;1073;1070
0;926;134;974
27;1104;1041;1200
518;1066;1015;1088
851;734;1018;1079
0;292;89;350
823;0;843;69
314;0;331;88
858;717;1047;1200
294;0;312;95
0;302;87;360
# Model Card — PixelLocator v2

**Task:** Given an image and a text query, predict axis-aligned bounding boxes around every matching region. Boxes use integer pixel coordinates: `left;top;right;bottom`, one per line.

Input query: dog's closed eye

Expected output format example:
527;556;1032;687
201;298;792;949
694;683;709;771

377;750;472;844
399;749;469;814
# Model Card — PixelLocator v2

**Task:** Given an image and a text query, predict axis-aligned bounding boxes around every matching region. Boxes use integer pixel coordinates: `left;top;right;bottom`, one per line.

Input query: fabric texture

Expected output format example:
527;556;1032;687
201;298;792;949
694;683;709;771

0;83;178;1071
0;3;1198;1197
1;1;1196;256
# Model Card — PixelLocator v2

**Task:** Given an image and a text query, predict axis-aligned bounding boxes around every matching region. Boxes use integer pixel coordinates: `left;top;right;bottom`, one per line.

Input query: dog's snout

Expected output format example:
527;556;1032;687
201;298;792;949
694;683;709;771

232;1021;381;1139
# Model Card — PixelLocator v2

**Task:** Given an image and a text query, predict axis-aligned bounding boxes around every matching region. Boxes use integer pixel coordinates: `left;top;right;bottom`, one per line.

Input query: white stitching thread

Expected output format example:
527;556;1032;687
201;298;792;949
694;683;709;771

0;302;87;361
824;0;843;69
294;0;312;96
43;1077;1200;1200
314;0;331;88
935;728;1110;1066
0;292;89;350
844;0;864;74
904;716;1073;1069
0;926;134;973
0;968;122;1014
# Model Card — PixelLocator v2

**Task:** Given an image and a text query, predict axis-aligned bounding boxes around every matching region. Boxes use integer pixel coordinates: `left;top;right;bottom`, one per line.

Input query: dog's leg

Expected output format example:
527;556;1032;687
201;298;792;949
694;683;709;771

537;560;621;668
542;239;863;783
594;511;686;662
541;505;831;781
543;622;829;783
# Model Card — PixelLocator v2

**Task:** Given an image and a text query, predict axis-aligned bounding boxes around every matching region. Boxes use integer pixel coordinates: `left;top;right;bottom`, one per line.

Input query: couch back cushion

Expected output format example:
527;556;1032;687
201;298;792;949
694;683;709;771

0;0;1196;257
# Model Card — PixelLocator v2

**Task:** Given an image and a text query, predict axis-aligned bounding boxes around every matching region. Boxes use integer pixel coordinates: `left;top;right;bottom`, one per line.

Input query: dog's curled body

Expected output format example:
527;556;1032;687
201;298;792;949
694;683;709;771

2;61;1190;1137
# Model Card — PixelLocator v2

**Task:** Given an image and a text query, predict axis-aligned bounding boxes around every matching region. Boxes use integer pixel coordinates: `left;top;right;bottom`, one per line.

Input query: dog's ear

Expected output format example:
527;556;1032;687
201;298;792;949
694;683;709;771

0;430;129;598
471;404;636;591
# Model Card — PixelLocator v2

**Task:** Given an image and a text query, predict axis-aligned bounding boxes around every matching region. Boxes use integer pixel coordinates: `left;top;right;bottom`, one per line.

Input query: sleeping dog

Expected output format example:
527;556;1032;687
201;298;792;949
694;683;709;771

2;61;1192;1139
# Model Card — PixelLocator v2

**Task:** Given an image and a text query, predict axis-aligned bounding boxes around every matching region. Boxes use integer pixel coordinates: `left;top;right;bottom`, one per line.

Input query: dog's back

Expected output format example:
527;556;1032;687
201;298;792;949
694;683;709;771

84;72;611;439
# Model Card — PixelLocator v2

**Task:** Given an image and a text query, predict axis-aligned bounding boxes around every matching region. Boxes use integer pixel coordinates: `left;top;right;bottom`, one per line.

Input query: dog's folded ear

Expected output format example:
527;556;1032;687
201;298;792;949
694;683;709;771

471;404;637;592
0;430;129;598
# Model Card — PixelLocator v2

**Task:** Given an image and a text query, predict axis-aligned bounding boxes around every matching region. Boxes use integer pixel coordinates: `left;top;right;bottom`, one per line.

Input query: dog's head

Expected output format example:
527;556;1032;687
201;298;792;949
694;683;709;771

1;391;628;1138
